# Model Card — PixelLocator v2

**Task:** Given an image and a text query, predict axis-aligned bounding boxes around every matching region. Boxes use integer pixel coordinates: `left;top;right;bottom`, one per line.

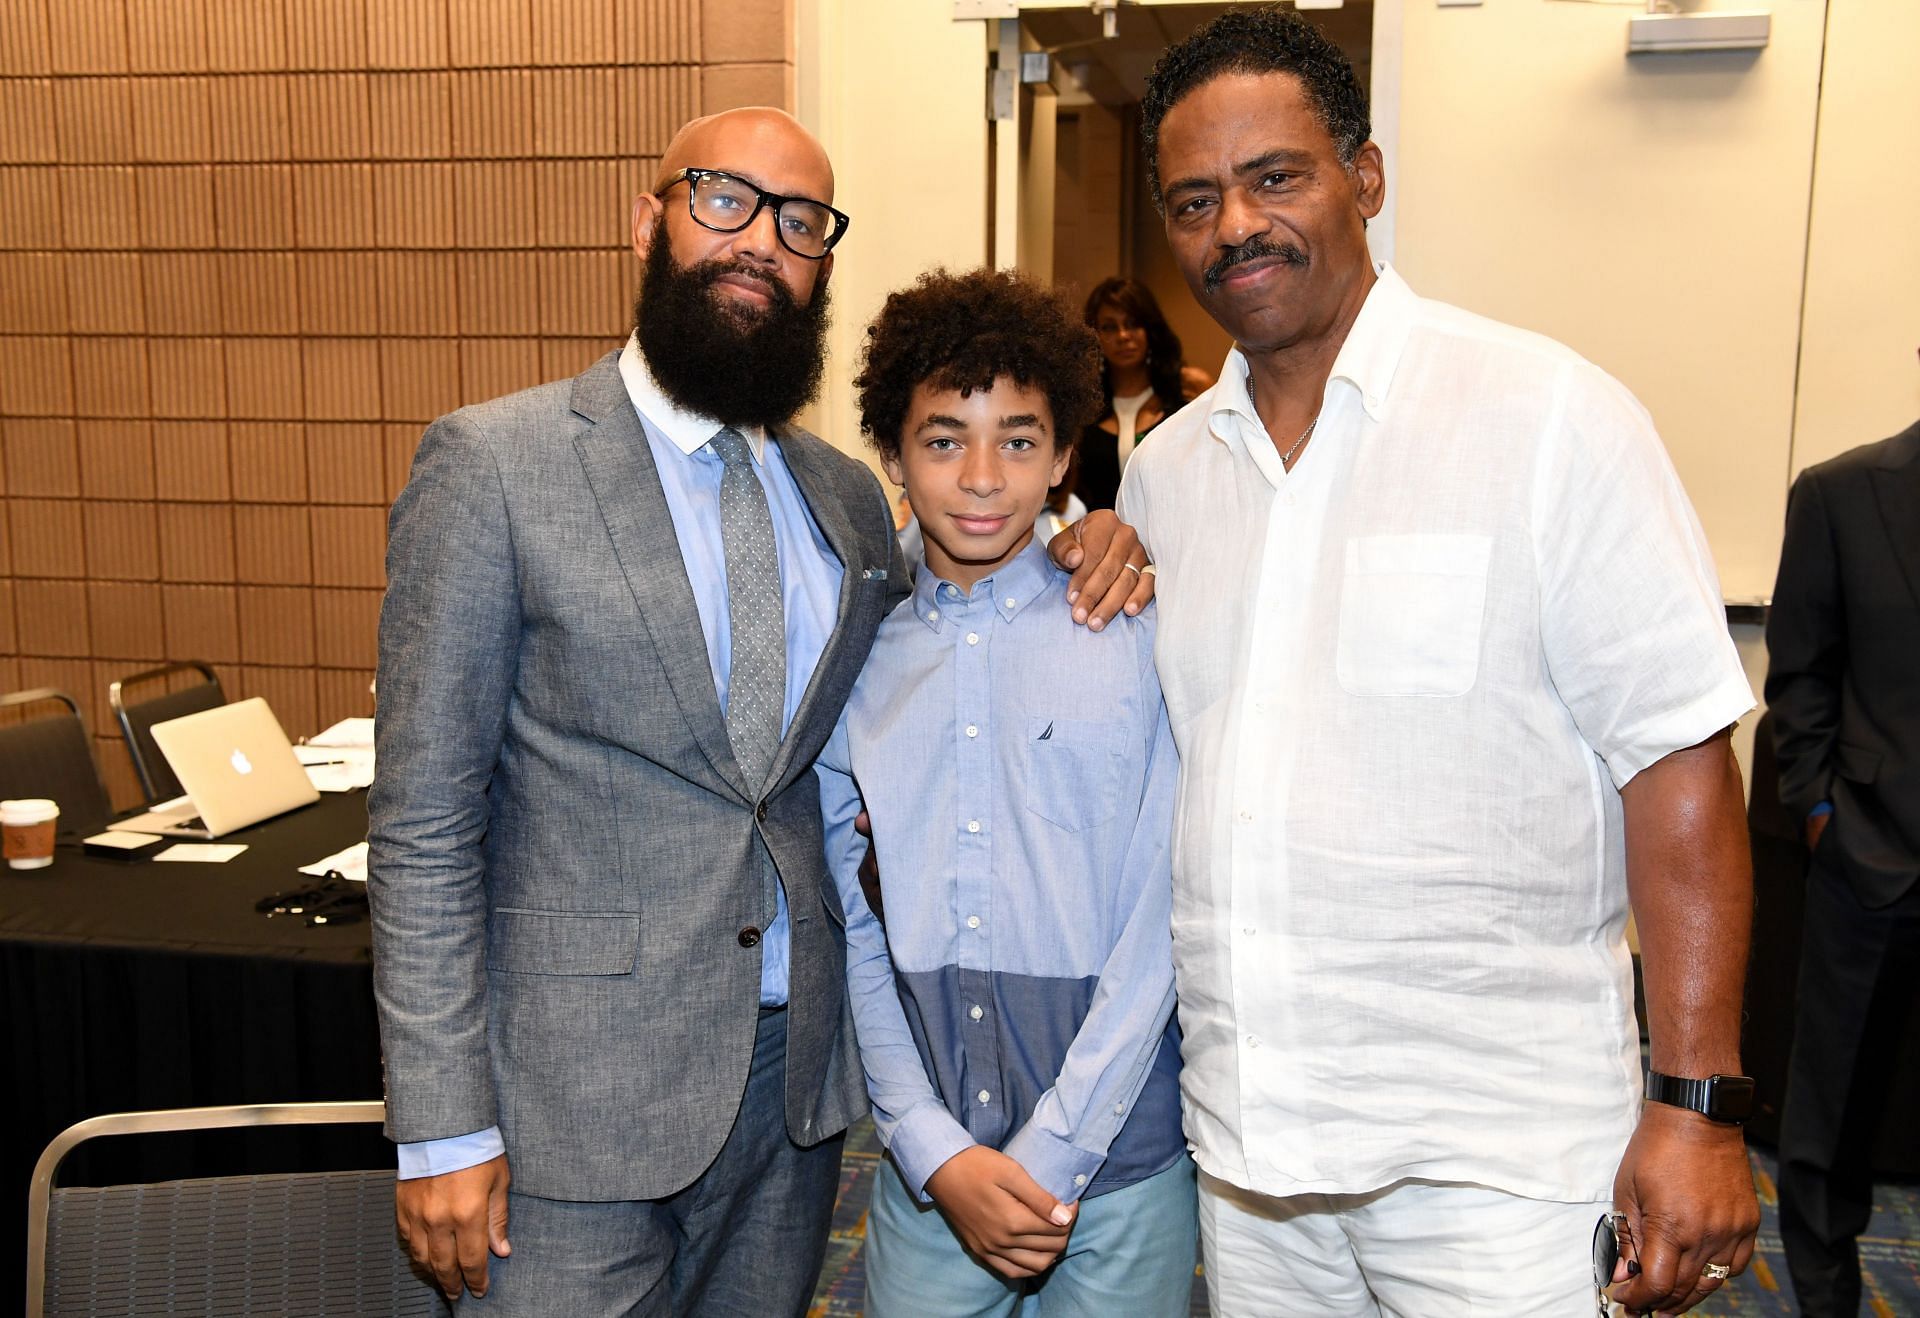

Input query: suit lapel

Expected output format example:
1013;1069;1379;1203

766;431;866;794
569;354;746;801
1869;423;1920;612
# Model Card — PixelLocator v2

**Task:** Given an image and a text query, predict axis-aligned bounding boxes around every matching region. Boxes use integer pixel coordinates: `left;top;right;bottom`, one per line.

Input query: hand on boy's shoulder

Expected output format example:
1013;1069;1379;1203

1049;509;1152;631
925;1145;1077;1278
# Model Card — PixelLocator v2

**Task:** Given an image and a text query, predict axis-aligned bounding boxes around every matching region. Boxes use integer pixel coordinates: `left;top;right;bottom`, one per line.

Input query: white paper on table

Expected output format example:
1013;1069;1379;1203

297;745;375;791
306;717;375;749
155;843;248;863
299;839;369;883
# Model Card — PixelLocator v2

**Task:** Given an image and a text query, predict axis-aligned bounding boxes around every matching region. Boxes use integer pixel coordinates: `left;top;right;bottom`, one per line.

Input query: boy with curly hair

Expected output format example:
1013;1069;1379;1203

814;267;1194;1316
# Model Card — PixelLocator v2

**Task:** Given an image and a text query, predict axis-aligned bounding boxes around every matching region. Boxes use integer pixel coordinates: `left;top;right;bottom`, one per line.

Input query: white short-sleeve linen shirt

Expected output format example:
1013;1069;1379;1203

1119;263;1753;1203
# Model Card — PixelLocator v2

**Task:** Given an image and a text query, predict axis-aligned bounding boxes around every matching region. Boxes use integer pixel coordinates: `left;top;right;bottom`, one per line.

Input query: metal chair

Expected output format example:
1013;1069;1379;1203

109;661;225;804
26;1101;445;1318
0;689;112;837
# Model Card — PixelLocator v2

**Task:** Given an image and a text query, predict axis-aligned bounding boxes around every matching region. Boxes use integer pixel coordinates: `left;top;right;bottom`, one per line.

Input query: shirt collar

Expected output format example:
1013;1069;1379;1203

1206;259;1420;448
617;334;769;463
910;534;1058;632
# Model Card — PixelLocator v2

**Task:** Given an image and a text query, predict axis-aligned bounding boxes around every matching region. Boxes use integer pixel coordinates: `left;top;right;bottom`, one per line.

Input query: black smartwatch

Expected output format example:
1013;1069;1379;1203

1645;1071;1755;1125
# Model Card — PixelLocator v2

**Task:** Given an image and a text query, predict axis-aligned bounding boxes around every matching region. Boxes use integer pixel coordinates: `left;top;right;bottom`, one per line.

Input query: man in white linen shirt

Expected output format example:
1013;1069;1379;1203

1119;11;1761;1315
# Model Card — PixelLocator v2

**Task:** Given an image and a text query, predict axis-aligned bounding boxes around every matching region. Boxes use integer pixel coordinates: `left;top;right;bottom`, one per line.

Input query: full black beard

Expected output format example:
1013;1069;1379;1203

634;238;832;431
1203;235;1309;294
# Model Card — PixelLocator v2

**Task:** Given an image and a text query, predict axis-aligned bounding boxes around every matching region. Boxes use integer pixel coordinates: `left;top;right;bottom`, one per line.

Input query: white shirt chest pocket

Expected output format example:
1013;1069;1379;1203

1335;534;1493;697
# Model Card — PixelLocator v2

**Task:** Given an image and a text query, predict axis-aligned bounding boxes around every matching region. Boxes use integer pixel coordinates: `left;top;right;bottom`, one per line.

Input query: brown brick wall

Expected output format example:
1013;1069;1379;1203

0;0;794;808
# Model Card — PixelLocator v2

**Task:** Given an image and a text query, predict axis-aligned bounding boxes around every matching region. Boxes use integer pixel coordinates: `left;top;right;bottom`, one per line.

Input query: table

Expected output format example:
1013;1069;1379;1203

0;791;387;1317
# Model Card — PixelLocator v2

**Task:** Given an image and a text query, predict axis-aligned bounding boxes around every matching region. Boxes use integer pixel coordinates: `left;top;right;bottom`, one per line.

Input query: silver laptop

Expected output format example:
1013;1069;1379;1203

109;697;321;839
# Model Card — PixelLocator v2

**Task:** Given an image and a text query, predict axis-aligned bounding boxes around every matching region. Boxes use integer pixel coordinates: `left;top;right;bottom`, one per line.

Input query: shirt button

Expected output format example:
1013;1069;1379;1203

966;819;981;833
966;915;981;929
1004;598;1016;610
1113;1102;1124;1115
927;609;939;622
969;1004;984;1021
1246;1034;1261;1049
966;632;979;646
1283;493;1296;508
1073;1173;1087;1187
965;724;978;738
1243;926;1256;936
977;1090;992;1105
1236;810;1252;824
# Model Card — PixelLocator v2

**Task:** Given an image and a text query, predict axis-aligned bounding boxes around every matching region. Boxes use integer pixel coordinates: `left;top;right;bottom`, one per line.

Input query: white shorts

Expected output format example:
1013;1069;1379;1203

1197;1171;1610;1317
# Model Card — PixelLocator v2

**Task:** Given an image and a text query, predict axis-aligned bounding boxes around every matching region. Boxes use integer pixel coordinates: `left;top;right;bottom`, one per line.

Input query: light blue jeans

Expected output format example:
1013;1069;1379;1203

865;1153;1198;1318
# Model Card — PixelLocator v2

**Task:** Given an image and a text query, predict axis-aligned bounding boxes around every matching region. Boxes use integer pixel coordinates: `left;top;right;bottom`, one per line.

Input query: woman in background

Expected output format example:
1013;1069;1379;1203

1073;277;1212;509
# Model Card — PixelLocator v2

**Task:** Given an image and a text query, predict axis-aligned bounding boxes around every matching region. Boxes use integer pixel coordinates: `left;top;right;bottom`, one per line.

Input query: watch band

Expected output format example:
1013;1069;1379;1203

1645;1071;1754;1124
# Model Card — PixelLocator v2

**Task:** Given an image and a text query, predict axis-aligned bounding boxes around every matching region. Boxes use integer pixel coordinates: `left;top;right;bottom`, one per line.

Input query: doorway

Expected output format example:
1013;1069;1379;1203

1001;2;1376;376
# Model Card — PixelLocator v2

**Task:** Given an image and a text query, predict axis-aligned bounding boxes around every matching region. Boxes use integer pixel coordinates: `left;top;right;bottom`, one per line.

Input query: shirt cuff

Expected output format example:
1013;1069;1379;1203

397;1127;506;1180
1002;1122;1108;1205
886;1105;977;1203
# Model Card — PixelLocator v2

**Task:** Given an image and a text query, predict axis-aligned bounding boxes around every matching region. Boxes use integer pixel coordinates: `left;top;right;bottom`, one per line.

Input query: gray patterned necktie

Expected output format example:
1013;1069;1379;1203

711;426;786;789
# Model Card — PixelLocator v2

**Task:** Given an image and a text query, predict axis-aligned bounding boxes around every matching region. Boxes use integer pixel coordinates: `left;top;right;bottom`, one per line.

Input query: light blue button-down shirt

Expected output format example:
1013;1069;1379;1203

398;339;844;1179
816;537;1183;1205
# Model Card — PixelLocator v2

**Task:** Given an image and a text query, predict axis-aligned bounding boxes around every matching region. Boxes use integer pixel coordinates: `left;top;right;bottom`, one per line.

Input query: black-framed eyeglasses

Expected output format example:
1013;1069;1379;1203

662;167;850;259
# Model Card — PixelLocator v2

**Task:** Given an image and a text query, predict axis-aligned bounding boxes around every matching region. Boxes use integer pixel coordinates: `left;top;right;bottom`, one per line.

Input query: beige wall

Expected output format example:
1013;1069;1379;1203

1392;0;1830;604
1790;1;1920;471
794;0;991;470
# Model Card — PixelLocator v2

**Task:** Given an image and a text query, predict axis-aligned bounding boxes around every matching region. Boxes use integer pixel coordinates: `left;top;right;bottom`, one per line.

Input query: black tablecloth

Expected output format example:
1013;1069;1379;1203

1;791;388;1316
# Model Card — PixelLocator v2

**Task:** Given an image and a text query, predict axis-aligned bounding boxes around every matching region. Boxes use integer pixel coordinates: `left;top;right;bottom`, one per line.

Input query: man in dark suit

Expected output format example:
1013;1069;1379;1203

369;108;1150;1316
1766;417;1920;1318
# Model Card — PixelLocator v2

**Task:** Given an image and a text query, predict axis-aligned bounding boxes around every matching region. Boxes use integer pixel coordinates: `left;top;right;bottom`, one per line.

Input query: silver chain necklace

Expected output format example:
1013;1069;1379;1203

1280;416;1317;470
1250;373;1319;470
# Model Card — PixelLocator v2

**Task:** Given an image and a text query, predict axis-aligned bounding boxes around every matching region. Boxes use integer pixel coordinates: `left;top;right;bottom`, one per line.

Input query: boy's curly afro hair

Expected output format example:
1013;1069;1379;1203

854;267;1103;461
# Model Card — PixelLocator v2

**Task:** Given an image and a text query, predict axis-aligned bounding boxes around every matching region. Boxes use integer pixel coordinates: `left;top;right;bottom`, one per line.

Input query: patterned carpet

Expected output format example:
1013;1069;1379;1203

808;1120;1920;1316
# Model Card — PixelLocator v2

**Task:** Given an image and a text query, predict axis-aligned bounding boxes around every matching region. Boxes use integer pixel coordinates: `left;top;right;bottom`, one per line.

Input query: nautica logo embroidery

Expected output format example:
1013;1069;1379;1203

1037;722;1054;741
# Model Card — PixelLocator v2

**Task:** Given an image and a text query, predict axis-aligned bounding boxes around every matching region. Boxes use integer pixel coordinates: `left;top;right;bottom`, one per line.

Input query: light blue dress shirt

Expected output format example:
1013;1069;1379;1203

398;341;844;1179
816;537;1183;1205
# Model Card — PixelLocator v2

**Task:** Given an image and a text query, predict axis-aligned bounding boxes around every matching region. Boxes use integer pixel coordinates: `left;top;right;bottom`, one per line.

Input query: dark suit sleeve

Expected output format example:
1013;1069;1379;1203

1765;468;1846;819
368;412;523;1144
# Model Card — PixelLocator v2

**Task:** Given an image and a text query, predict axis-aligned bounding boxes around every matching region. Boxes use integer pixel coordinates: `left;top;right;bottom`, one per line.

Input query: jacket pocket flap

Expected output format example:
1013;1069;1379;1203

487;909;639;976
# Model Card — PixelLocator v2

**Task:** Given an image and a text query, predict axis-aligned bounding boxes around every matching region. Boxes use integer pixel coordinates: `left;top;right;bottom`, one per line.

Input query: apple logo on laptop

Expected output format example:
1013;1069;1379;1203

230;748;253;775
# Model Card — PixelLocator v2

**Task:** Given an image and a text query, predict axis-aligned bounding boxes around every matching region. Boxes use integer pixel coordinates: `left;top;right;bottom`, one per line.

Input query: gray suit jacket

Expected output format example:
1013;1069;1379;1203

369;352;908;1201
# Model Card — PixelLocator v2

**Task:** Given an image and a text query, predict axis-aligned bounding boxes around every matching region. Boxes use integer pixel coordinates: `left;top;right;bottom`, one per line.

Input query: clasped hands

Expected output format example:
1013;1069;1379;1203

925;1145;1079;1280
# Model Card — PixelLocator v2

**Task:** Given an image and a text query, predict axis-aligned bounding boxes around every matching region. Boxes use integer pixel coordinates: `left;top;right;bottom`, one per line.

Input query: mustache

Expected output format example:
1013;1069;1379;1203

1203;237;1308;294
691;257;792;308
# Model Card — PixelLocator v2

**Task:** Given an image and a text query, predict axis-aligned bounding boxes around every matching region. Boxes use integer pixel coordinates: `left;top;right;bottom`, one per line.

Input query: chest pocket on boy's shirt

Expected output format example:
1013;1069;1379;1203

1335;534;1493;698
1024;716;1126;832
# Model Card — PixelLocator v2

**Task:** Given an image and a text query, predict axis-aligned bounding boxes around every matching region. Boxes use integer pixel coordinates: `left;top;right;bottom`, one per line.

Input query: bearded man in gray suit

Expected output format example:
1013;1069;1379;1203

369;108;1150;1316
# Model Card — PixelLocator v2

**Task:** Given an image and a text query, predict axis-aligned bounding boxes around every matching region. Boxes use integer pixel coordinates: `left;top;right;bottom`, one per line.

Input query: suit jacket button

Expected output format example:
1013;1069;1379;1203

754;802;769;822
738;925;762;948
